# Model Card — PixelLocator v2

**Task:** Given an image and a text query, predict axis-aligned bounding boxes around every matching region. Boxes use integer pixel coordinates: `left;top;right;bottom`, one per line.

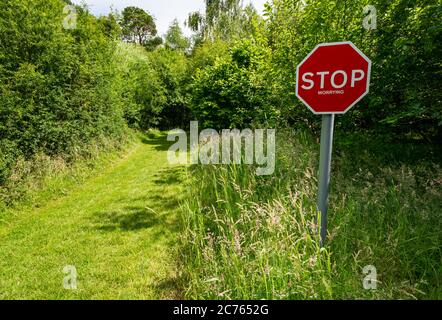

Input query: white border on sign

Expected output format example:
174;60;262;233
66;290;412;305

295;41;372;115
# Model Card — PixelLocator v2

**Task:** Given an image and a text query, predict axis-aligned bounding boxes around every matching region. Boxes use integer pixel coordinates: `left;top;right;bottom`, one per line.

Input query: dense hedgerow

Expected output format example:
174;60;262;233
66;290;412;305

190;40;283;129
0;0;126;185
188;0;441;137
0;0;193;199
2;0;439;189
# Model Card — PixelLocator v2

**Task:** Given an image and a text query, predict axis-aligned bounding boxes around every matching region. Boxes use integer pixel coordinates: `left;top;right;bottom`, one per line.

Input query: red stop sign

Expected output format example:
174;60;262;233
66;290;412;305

296;42;372;114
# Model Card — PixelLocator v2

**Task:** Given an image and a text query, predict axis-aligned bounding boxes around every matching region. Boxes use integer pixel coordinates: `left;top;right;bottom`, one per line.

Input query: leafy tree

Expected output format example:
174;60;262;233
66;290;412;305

165;19;190;52
120;6;157;45
0;0;127;185
186;0;252;40
190;40;281;129
115;42;190;130
265;0;442;137
186;11;204;32
150;48;190;129
144;36;163;51
98;13;121;39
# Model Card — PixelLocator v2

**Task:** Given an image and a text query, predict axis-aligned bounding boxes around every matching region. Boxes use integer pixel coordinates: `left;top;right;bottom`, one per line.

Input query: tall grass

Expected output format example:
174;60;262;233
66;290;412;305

180;129;442;299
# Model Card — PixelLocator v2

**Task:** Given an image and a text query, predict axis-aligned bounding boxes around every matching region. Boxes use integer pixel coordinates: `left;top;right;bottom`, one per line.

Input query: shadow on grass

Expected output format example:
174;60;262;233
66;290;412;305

334;131;442;170
93;207;161;231
91;193;182;233
149;275;185;299
90;163;185;233
140;132;174;152
153;167;185;185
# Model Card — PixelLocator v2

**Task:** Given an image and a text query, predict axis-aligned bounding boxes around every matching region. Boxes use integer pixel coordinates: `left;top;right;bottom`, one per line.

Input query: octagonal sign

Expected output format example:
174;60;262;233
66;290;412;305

296;42;372;114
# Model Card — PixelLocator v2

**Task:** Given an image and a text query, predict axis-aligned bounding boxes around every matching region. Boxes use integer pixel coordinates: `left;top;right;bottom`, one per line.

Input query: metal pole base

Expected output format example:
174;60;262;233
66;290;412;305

317;114;335;247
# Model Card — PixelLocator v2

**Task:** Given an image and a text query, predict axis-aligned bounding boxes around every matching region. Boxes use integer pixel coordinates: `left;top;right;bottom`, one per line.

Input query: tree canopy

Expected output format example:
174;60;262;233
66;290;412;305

121;6;157;45
165;19;190;52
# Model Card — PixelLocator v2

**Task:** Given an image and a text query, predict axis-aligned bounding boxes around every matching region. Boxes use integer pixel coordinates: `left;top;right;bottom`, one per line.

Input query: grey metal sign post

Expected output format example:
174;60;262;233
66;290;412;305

296;41;372;247
317;114;335;247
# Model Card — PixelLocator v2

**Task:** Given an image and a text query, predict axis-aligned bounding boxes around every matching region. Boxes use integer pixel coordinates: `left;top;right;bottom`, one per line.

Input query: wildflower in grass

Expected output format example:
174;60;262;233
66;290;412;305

308;256;318;269
263;265;271;276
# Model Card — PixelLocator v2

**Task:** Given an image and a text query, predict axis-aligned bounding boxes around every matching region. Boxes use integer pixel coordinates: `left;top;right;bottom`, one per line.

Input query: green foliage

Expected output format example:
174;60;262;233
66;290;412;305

188;39;230;71
150;48;191;129
0;0;127;185
266;0;442;136
115;43;190;130
144;36;163;52
120;6;157;45
181;129;442;299
97;13;122;39
189;40;282;129
180;0;442;300
165;19;190;52
188;0;442;138
186;11;204;33
187;0;264;41
187;0;441;137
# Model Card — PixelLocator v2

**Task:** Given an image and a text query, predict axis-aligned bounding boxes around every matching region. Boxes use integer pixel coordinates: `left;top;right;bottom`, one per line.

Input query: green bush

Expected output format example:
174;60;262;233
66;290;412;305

115;44;190;130
149;48;190;129
189;40;283;129
266;0;442;136
0;0;126;184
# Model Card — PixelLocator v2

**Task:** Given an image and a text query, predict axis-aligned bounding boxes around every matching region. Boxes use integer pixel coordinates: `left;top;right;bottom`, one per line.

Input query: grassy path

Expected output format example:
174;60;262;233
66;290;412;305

0;134;186;299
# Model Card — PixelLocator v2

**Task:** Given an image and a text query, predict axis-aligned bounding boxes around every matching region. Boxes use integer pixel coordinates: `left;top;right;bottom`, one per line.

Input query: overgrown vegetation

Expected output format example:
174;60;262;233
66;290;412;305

181;130;441;299
0;0;125;193
0;1;188;202
179;0;441;299
0;0;440;299
186;0;442;136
